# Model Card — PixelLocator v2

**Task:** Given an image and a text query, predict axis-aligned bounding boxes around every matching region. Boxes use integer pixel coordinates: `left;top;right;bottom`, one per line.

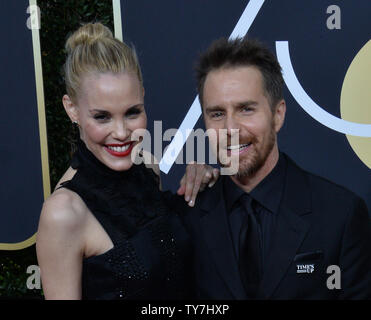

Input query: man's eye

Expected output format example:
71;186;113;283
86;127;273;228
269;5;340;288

242;106;253;112
211;112;223;118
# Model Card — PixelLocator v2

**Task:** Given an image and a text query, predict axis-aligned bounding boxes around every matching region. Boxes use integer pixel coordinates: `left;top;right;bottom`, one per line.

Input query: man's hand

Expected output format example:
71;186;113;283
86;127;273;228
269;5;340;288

177;162;220;207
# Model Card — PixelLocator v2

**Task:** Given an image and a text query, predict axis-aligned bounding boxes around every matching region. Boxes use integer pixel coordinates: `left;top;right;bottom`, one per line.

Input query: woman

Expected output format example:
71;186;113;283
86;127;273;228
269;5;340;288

36;23;218;300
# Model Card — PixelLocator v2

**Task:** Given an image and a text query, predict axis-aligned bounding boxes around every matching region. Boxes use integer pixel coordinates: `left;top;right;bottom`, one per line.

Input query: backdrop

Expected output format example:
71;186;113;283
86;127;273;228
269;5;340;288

0;0;48;249
120;0;371;210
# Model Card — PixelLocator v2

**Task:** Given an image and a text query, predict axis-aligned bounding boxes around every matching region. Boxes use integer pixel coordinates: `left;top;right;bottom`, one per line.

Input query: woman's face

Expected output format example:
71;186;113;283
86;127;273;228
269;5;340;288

64;72;147;171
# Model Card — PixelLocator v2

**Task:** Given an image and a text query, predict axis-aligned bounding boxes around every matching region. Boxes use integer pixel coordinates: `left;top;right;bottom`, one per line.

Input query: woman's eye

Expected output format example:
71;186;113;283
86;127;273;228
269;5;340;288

93;114;109;121
126;108;142;117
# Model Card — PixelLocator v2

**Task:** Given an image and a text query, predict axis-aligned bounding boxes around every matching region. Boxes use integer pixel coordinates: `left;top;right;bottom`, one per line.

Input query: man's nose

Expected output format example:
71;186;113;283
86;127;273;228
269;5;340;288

225;115;240;137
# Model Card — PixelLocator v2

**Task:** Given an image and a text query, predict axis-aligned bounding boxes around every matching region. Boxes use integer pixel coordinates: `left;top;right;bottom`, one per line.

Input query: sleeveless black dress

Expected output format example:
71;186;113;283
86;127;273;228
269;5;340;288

59;140;193;300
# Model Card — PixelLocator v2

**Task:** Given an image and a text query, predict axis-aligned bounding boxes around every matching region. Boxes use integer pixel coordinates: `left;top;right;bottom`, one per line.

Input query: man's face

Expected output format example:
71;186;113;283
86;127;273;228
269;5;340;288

202;66;285;178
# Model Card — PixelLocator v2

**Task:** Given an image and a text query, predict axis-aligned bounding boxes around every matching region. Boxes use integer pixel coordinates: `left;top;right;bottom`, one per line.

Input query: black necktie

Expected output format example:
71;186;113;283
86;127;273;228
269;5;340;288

238;194;263;299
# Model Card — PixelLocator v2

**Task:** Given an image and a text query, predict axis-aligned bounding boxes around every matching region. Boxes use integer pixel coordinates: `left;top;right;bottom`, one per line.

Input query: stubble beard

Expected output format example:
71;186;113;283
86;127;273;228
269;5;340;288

236;124;276;179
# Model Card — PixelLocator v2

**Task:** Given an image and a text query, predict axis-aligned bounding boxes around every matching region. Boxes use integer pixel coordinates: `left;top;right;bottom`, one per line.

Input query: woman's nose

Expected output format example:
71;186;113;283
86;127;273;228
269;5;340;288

112;121;130;140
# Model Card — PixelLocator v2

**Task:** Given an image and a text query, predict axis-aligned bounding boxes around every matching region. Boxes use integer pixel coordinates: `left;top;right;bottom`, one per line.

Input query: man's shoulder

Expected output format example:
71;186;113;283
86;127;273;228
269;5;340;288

182;176;225;216
284;153;364;207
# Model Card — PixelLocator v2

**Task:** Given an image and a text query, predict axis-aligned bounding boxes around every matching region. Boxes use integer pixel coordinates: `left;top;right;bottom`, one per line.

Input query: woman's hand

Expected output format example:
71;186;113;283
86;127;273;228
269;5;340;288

177;162;220;207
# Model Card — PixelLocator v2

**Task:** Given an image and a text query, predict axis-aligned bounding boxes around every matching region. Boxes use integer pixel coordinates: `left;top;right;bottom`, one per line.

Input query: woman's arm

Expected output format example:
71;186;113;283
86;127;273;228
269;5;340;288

36;190;86;299
177;163;220;207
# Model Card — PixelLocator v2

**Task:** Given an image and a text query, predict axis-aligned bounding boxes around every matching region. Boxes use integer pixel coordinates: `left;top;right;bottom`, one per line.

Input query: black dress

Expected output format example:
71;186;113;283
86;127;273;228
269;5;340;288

59;140;193;300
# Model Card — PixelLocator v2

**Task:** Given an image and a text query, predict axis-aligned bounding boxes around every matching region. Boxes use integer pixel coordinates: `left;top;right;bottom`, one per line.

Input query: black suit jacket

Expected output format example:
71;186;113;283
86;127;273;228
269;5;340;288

181;154;371;299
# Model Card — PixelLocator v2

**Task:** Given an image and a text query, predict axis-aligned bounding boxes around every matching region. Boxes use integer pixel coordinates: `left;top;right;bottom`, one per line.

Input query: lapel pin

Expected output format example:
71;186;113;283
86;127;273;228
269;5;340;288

296;264;315;274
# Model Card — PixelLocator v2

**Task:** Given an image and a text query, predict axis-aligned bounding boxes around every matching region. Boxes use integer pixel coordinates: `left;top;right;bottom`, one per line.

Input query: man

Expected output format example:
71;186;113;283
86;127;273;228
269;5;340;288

182;37;371;299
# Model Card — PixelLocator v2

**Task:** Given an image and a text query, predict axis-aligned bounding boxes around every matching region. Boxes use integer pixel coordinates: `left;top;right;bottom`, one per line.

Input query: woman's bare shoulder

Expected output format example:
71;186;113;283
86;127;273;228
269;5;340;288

37;187;86;300
40;186;87;233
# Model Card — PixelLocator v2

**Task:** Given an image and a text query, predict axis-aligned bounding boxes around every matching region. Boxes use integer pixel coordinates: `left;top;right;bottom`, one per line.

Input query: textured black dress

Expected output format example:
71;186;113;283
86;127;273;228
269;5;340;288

59;140;193;300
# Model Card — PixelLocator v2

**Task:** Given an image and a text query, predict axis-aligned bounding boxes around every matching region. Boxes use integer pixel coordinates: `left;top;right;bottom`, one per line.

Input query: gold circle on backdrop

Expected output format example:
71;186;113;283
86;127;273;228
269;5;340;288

340;40;371;169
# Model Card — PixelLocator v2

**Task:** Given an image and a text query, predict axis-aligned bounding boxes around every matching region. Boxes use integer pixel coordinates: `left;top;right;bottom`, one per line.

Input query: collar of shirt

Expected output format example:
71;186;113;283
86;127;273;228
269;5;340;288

223;152;287;215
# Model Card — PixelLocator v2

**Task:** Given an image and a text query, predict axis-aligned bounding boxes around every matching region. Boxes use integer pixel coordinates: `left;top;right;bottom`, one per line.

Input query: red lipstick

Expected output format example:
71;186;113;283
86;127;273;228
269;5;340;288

104;141;135;157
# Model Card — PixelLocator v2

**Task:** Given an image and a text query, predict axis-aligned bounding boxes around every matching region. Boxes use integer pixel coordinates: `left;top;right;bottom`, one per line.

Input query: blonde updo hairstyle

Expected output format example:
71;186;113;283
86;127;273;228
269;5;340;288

64;22;143;103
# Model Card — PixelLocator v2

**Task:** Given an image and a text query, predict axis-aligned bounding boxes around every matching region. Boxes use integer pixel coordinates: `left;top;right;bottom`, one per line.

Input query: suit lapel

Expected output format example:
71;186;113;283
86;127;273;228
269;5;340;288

258;155;313;299
258;205;310;298
197;154;313;299
199;177;247;299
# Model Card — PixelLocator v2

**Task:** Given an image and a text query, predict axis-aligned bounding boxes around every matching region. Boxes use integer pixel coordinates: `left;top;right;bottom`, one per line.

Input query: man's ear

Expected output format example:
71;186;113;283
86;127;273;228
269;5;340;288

273;99;286;133
62;95;79;123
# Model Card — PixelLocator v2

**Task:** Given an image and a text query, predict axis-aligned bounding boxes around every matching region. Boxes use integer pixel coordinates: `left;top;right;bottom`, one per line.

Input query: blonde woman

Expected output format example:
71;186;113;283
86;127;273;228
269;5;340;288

36;23;218;300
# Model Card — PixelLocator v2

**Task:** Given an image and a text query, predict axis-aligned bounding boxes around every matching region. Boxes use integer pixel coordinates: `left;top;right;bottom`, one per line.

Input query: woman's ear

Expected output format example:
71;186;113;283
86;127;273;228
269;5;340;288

62;95;79;123
273;99;286;133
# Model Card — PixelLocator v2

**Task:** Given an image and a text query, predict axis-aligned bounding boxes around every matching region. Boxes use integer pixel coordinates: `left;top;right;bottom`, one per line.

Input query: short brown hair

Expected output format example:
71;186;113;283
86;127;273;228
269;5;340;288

196;37;284;109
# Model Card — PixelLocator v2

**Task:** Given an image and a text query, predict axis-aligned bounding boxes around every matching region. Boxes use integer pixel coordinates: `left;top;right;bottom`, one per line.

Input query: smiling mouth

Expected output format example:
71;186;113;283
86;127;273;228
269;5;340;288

107;145;131;152
227;143;251;150
104;142;135;157
225;143;252;155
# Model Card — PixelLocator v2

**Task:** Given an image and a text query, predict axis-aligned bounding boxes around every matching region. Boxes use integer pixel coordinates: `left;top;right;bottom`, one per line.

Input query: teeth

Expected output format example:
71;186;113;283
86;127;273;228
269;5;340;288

107;144;130;152
227;143;250;150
